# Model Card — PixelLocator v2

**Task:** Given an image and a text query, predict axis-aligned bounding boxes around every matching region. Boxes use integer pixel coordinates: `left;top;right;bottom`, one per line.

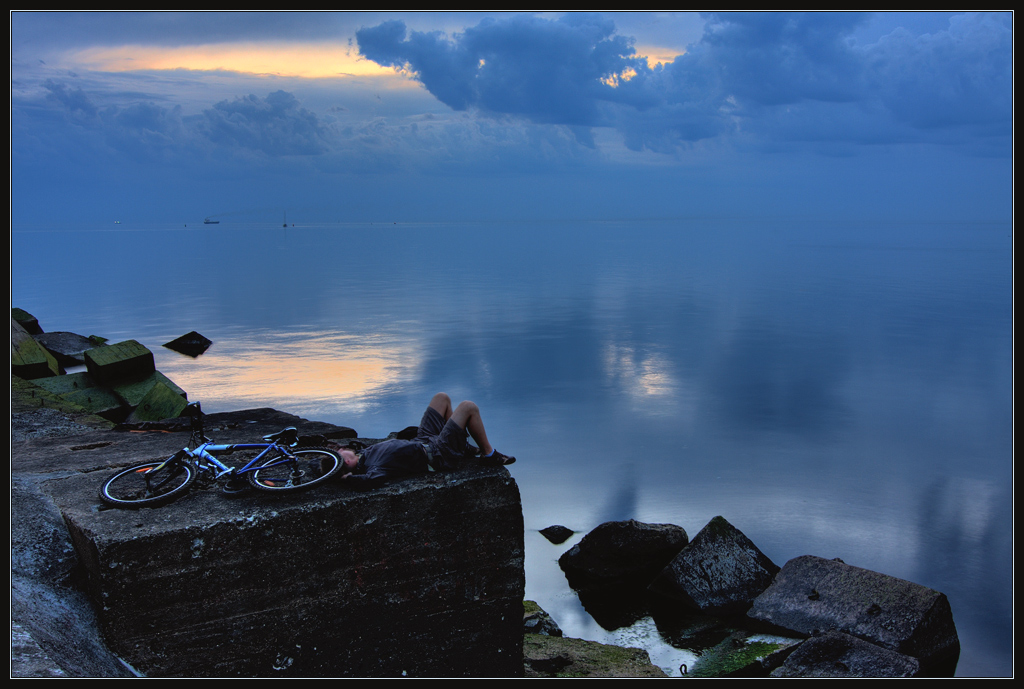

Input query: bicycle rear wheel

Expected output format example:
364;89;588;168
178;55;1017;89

99;458;196;508
246;448;341;492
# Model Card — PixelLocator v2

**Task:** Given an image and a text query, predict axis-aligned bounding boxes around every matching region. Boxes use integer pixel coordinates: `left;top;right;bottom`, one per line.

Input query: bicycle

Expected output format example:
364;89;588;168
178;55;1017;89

99;402;342;508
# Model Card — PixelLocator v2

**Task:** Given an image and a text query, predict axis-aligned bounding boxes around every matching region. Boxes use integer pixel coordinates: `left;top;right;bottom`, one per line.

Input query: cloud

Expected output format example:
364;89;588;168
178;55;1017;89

357;14;648;129
35;83;333;159
198;90;332;156
357;12;1012;155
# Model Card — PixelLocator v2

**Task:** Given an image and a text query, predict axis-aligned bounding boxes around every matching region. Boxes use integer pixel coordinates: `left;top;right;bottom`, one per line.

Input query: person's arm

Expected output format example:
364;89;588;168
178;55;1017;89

339;466;390;491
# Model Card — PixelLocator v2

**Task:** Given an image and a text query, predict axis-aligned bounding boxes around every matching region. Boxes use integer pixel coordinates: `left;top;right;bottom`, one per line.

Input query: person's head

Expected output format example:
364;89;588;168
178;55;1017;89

339;448;361;473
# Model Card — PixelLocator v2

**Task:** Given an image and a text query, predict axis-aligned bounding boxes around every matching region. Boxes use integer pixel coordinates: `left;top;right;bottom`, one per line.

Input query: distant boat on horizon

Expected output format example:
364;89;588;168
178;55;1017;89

204;217;220;225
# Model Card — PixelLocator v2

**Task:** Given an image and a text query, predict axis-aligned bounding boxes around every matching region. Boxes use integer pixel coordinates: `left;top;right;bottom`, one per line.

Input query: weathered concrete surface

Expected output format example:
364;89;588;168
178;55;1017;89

747;555;959;676
649;516;779;615
12;622;67;678
49;463;524;677
14;407;523;677
558;519;689;591
12;475;136;677
771;631;922;678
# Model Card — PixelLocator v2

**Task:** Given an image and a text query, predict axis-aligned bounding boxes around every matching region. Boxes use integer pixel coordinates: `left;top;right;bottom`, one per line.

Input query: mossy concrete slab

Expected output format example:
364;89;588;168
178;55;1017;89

12;319;61;379
12;308;43;334
61;387;125;419
30;372;98;397
124;381;189;423
84;340;155;385
112;371;186;408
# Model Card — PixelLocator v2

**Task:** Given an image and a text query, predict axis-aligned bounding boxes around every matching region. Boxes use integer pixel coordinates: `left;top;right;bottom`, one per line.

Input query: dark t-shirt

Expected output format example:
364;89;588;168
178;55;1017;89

342;406;473;490
351;438;429;486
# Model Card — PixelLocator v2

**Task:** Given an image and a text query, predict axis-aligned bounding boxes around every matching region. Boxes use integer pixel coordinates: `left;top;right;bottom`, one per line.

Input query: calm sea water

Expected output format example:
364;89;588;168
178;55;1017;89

11;218;1012;676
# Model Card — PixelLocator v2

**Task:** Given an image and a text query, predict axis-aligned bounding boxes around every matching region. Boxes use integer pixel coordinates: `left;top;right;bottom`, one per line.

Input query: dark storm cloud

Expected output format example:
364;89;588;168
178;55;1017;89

357;12;1012;154
357;14;647;128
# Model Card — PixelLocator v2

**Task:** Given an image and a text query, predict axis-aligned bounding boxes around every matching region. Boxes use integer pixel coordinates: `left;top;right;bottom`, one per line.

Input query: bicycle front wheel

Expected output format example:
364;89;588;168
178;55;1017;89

99;458;196;508
246;448;341;492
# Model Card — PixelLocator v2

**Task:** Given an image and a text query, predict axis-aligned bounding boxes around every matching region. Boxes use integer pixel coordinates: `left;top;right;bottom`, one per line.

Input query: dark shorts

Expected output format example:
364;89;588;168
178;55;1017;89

415;406;470;466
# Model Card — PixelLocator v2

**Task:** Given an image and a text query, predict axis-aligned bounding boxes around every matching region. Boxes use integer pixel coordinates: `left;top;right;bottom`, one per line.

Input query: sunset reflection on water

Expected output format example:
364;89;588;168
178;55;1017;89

154;328;423;419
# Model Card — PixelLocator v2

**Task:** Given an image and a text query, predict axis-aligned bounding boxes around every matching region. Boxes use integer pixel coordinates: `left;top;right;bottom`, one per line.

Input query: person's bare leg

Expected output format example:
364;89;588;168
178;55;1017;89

449;400;493;456
428;392;453;422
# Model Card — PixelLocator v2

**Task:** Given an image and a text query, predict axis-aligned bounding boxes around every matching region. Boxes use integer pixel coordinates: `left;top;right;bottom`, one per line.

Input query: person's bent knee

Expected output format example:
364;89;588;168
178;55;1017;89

454;400;479;415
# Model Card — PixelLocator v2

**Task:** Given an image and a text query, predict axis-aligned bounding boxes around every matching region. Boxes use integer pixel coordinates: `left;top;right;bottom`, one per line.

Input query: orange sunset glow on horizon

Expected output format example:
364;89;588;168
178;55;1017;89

68;42;402;80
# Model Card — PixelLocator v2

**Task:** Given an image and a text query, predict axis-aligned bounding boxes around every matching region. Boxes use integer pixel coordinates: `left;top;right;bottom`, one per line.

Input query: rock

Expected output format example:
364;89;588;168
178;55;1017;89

33;331;97;367
46;456;525;677
163;331;212;357
524;600;563;636
649;516;779;614
540;525;573;544
84;339;155;386
558;519;689;591
771;631;922;678
523;634;668;678
747;555;959;676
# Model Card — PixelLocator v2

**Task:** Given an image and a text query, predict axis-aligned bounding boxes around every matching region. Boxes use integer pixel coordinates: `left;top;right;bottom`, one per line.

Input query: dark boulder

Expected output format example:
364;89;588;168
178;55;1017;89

649;516;779;615
558;519;688;591
771;631;922;678
747;555;959;676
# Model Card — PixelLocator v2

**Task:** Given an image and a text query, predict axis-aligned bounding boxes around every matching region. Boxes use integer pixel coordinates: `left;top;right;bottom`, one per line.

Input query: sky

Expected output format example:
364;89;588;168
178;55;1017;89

9;11;1014;225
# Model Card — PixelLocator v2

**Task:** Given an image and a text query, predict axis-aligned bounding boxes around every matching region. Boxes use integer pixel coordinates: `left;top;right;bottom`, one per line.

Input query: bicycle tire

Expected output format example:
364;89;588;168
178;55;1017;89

246;448;342;492
99;458;197;508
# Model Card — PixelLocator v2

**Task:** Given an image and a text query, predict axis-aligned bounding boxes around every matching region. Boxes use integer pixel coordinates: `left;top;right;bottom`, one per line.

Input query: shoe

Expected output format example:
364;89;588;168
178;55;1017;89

480;450;516;466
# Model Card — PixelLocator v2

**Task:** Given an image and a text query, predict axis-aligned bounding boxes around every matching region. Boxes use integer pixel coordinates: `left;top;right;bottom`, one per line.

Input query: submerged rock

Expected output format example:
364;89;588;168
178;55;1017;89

162;331;212;357
540;525;574;544
649;516;779;615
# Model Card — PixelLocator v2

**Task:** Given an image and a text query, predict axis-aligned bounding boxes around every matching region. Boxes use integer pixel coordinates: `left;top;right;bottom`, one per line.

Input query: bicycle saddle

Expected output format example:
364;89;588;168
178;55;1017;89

262;427;299;446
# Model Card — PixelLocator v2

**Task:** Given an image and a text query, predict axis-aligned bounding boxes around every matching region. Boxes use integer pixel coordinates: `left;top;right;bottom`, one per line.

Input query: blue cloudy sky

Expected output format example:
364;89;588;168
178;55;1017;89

10;11;1013;225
